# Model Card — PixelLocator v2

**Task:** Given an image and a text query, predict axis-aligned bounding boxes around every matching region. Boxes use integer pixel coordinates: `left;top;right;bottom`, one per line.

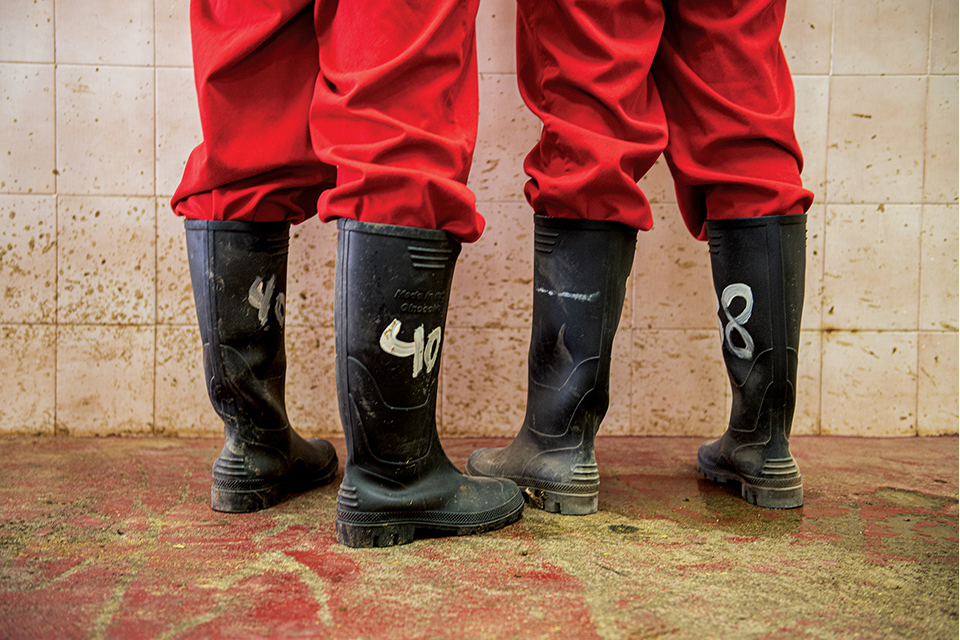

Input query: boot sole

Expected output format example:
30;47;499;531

211;458;339;513
464;459;599;516
697;455;803;509
335;496;524;548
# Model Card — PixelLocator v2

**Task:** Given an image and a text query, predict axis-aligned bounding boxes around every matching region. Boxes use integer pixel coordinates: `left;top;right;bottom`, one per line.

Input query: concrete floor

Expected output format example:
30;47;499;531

0;435;956;640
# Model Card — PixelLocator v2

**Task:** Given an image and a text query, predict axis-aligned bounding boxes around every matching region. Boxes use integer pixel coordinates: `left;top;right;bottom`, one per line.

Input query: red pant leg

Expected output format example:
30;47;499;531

515;0;669;230
654;0;814;240
172;1;335;223
311;0;484;243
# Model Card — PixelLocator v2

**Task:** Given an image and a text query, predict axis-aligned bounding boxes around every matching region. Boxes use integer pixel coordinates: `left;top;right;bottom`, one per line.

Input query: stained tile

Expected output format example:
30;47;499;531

55;0;154;66
602;327;633;435
156;205;194;325
449;202;533;329
792;75;829;202
821;331;918;436
832;0;930;75
156;0;192;67
826;76;926;205
155;325;220;436
286;325;340;438
781;0;833;74
286;219;338;329
57;196;156;324
469;74;542;203
56;324;155;436
918;332;959;435
802;204;826;331
0;0;53;63
156;67;202;197
0;195;57;323
919;205;959;331
633;205;716;331
794;330;822;436
823;205;921;331
924;75;958;204
0;63;56;194
0;324;55;434
56;65;155;196
631;329;728;437
931;0;960;73
476;0;515;75
639;157;677;204
441;327;528;436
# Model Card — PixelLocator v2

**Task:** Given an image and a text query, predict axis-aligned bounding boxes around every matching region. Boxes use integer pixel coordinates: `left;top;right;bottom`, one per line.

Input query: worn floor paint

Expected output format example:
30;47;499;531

0;436;956;639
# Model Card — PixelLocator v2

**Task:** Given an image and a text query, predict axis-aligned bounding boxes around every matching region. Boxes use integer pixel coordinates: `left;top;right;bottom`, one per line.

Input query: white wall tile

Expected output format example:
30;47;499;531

781;0;833;74
285;325;340;437
0;0;54;63
56;65;155;196
634;205;716;331
156;0;192;68
55;0;154;66
919;204;959;331
449;201;533;329
823;205;922;330
826;76;926;204
156;204;194;325
441;327;528;436
833;0;931;75
156;67;202;197
924;75;959;204
794;330;822;436
475;0;515;75
286;219;338;329
0;63;56;194
0;196;57;323
821;331;918;436
155;324;220;436
792;75;829;201
918;331;959;435
469;73;541;202
0;324;56;434
802;204;826;331
931;0;959;73
56;324;155;435
631;329;728;436
57;195;156;324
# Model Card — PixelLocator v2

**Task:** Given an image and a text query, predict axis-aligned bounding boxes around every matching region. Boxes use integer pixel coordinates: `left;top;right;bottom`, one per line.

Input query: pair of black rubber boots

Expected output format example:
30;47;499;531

185;213;805;548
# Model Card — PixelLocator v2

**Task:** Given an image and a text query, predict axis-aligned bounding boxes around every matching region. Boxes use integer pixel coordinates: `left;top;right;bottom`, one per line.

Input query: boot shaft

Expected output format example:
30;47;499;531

525;215;637;441
706;214;806;446
184;220;291;436
334;220;460;468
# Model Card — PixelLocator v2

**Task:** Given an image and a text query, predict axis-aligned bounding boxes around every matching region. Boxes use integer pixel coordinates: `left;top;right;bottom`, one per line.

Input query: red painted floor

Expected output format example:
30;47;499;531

0;436;957;639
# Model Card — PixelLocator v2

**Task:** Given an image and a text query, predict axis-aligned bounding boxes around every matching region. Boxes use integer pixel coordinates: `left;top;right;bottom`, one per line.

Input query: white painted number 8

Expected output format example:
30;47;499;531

720;283;754;360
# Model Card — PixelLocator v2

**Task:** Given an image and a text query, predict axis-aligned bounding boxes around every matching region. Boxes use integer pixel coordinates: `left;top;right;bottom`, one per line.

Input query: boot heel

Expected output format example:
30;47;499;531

741;483;803;510
211;484;280;513
336;521;416;548
523;488;598;516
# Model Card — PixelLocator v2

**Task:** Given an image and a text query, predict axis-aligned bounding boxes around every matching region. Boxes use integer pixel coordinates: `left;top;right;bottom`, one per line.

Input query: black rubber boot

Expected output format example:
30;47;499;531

334;219;524;548
465;215;637;515
697;214;806;509
185;220;338;513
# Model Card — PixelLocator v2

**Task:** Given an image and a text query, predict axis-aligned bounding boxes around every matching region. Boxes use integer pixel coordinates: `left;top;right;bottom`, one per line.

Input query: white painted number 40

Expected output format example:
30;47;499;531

380;319;442;378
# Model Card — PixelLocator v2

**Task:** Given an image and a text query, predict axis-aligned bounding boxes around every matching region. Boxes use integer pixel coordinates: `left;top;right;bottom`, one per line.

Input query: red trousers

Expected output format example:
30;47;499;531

172;0;813;243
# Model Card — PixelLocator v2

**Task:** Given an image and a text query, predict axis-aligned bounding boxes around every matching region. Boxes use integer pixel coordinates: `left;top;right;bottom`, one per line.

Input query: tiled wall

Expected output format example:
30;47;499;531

1;0;957;438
